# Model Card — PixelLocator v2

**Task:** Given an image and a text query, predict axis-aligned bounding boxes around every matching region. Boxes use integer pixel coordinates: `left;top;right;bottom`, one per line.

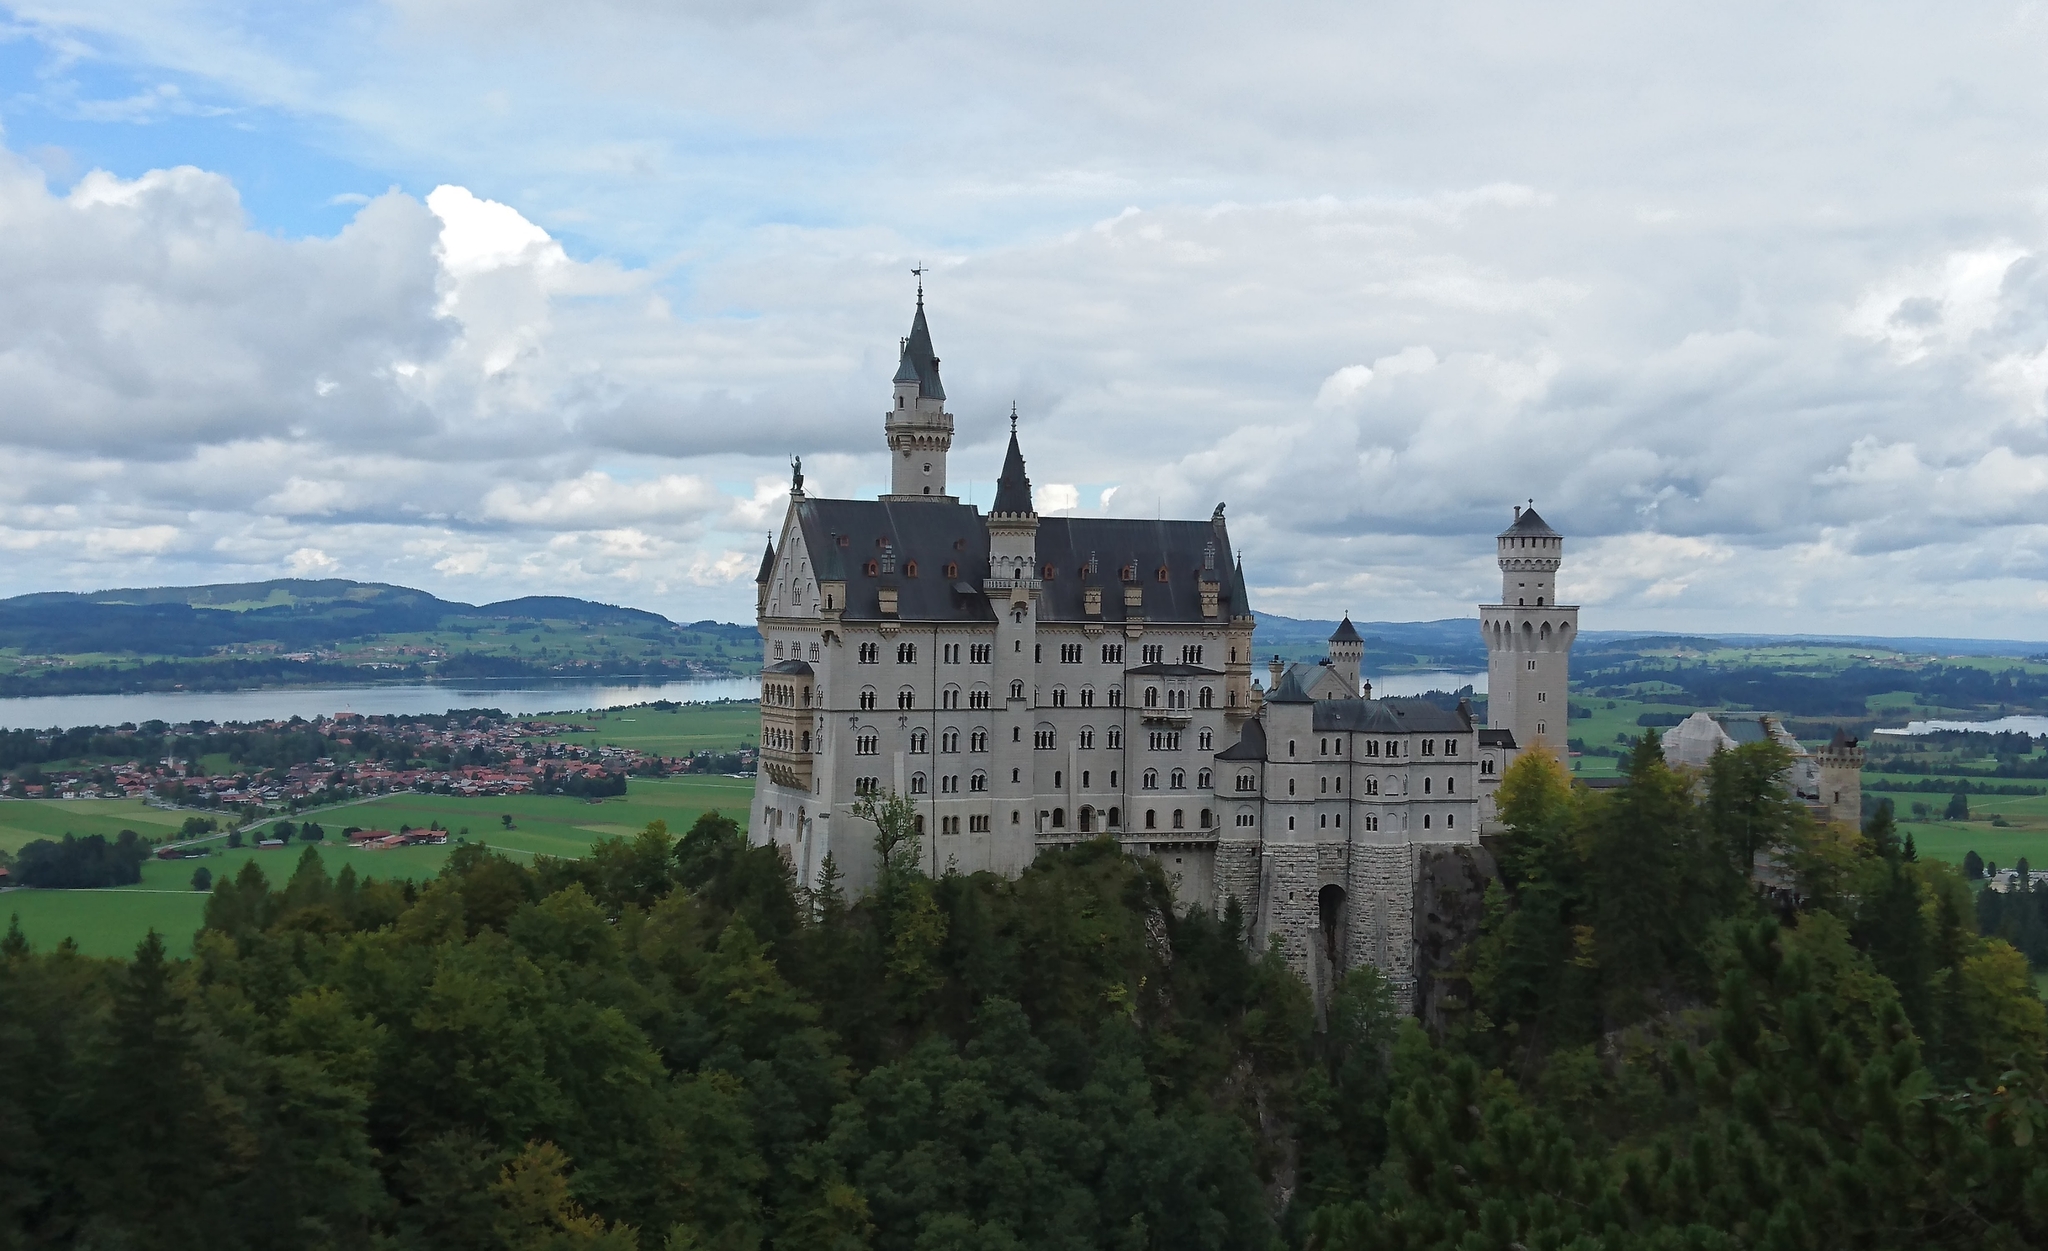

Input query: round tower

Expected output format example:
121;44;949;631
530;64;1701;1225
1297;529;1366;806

1480;505;1578;754
883;280;956;501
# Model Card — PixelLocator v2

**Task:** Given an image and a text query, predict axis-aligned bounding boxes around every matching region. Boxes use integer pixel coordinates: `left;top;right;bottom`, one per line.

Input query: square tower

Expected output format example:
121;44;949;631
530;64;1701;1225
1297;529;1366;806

1480;505;1577;754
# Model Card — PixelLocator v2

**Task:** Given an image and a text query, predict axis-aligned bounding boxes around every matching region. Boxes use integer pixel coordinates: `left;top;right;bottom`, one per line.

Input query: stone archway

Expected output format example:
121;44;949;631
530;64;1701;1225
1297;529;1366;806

1317;884;1347;974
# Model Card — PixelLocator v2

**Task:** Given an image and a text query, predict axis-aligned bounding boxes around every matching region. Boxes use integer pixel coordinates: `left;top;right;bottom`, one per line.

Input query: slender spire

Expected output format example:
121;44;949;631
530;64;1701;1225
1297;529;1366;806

992;420;1034;515
755;538;776;584
893;278;945;400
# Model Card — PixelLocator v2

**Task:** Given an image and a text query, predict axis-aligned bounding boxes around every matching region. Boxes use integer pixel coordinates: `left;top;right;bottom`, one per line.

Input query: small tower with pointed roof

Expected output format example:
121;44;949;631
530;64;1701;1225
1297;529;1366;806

1480;504;1578;759
884;281;956;501
1328;616;1364;697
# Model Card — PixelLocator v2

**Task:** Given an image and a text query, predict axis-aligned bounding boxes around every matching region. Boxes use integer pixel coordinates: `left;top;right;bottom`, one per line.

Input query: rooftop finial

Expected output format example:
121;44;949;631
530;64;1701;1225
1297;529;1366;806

1010;401;1018;434
911;262;926;304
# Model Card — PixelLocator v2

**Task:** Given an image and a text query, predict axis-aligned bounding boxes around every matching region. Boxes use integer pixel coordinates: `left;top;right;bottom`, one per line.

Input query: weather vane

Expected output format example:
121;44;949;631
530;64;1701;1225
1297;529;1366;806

911;263;926;301
1010;401;1018;434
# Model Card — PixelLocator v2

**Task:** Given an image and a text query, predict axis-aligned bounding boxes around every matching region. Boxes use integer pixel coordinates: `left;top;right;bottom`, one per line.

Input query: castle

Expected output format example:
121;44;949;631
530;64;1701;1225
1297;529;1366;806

749;293;1580;1010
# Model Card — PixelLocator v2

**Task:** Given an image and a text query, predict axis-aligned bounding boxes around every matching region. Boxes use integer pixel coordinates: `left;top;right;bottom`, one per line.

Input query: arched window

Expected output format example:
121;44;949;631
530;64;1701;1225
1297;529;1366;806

1051;807;1065;829
1145;809;1157;830
1170;768;1185;789
1236;771;1255;792
1052;686;1067;707
910;729;928;753
1143;769;1159;789
970;729;988;752
897;642;917;663
1423;777;1432;794
1079;806;1094;832
1198;687;1214;708
1080;686;1095;707
897;688;915;710
971;771;988;792
1199;808;1212;828
910;772;927;794
1366;777;1379;795
1171;809;1184;829
859;688;877;711
1197;768;1211;789
1482;758;1495;775
1198;728;1212;750
1108;807;1121;828
1010;680;1025;700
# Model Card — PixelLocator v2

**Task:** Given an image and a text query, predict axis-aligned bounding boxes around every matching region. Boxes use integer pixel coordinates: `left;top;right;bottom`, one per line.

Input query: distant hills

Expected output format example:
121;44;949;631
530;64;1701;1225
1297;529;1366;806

0;580;702;657
1;583;2039;700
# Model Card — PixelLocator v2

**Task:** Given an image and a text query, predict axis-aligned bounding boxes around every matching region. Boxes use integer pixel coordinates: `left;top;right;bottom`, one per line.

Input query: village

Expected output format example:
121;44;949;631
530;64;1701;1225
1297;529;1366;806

0;709;757;819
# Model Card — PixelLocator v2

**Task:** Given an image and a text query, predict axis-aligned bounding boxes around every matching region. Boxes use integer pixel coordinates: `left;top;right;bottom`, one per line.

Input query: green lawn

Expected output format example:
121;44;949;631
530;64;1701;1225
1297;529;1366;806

0;776;756;960
524;702;757;756
0;798;190;855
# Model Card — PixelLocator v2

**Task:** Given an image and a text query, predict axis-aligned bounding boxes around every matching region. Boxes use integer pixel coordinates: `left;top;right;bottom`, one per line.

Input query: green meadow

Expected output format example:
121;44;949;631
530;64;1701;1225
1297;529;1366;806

0;775;756;958
522;700;758;755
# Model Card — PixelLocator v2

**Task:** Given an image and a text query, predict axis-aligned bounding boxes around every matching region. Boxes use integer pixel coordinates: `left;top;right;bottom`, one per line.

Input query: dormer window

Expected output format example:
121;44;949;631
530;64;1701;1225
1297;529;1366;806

945;562;958;578
905;560;918;577
1042;563;1056;579
1155;566;1169;582
866;560;879;576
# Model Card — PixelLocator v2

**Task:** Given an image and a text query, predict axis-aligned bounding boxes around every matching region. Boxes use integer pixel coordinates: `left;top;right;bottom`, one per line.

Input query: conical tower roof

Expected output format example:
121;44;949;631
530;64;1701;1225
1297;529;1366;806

754;540;776;584
992;425;1034;515
1329;615;1362;644
892;297;946;401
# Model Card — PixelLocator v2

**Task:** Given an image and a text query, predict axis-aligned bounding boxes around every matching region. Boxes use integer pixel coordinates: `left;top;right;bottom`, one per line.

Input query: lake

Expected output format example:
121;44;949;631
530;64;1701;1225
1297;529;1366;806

0;668;1488;732
0;676;761;731
1876;715;2048;737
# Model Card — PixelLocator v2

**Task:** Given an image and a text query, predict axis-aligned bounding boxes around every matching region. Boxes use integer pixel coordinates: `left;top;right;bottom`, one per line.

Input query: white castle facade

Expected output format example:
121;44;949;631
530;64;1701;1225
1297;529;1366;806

750;295;1580;1008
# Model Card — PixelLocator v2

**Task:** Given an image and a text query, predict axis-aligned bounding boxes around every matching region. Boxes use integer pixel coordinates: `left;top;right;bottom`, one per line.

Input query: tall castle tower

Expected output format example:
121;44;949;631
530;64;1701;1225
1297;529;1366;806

884;280;955;501
1480;506;1578;753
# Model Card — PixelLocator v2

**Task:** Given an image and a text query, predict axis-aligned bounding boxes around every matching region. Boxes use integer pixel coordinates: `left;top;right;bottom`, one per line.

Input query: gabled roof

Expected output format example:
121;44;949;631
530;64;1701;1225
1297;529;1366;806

1329;616;1362;644
1501;507;1560;538
992;429;1033;515
763;659;814;677
893;298;946;401
1478;728;1517;748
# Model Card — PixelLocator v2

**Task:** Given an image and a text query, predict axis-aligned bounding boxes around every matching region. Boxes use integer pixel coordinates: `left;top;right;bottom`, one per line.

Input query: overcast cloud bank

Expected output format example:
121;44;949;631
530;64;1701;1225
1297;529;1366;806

3;1;2048;636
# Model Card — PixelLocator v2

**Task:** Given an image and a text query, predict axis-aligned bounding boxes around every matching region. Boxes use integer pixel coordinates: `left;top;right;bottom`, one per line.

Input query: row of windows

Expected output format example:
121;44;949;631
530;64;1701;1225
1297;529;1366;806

1296;737;1463;759
761;681;810;707
938;815;994;834
764;727;810;752
862;640;1198;667
1139;768;1212;790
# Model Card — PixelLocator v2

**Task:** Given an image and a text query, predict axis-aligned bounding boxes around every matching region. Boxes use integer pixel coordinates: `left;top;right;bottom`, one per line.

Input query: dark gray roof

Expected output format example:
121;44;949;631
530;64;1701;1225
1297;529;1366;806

1501;507;1560;538
893;299;945;400
1124;663;1225;677
1329;616;1362;644
1312;698;1474;733
755;541;776;584
1478;728;1517;748
992;430;1033;515
794;497;997;623
1032;516;1249;624
1216;718;1266;760
1268;669;1316;704
764;659;814;677
792;498;1249;625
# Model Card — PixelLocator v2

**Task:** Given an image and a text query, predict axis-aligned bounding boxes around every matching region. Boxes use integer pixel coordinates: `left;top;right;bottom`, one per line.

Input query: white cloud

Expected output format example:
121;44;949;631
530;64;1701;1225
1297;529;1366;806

7;5;2048;634
285;546;339;575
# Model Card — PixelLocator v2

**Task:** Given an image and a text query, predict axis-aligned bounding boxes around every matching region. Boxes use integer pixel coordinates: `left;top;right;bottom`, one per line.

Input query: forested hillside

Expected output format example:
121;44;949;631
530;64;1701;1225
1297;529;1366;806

0;742;2041;1249
0;579;759;695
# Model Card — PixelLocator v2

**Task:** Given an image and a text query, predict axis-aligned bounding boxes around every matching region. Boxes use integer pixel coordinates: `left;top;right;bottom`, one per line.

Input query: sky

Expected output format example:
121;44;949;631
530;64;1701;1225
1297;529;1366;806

3;2;2048;637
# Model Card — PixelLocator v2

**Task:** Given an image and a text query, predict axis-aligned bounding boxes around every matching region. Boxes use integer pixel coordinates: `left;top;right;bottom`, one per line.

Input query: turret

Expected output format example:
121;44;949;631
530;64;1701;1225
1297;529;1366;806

1497;504;1562;606
1328;616;1363;697
883;282;955;500
1480;503;1578;756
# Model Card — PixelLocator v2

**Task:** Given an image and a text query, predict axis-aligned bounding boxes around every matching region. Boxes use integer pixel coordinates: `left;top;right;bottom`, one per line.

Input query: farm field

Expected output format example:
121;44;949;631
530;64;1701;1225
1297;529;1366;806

0;774;756;958
0;797;189;855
